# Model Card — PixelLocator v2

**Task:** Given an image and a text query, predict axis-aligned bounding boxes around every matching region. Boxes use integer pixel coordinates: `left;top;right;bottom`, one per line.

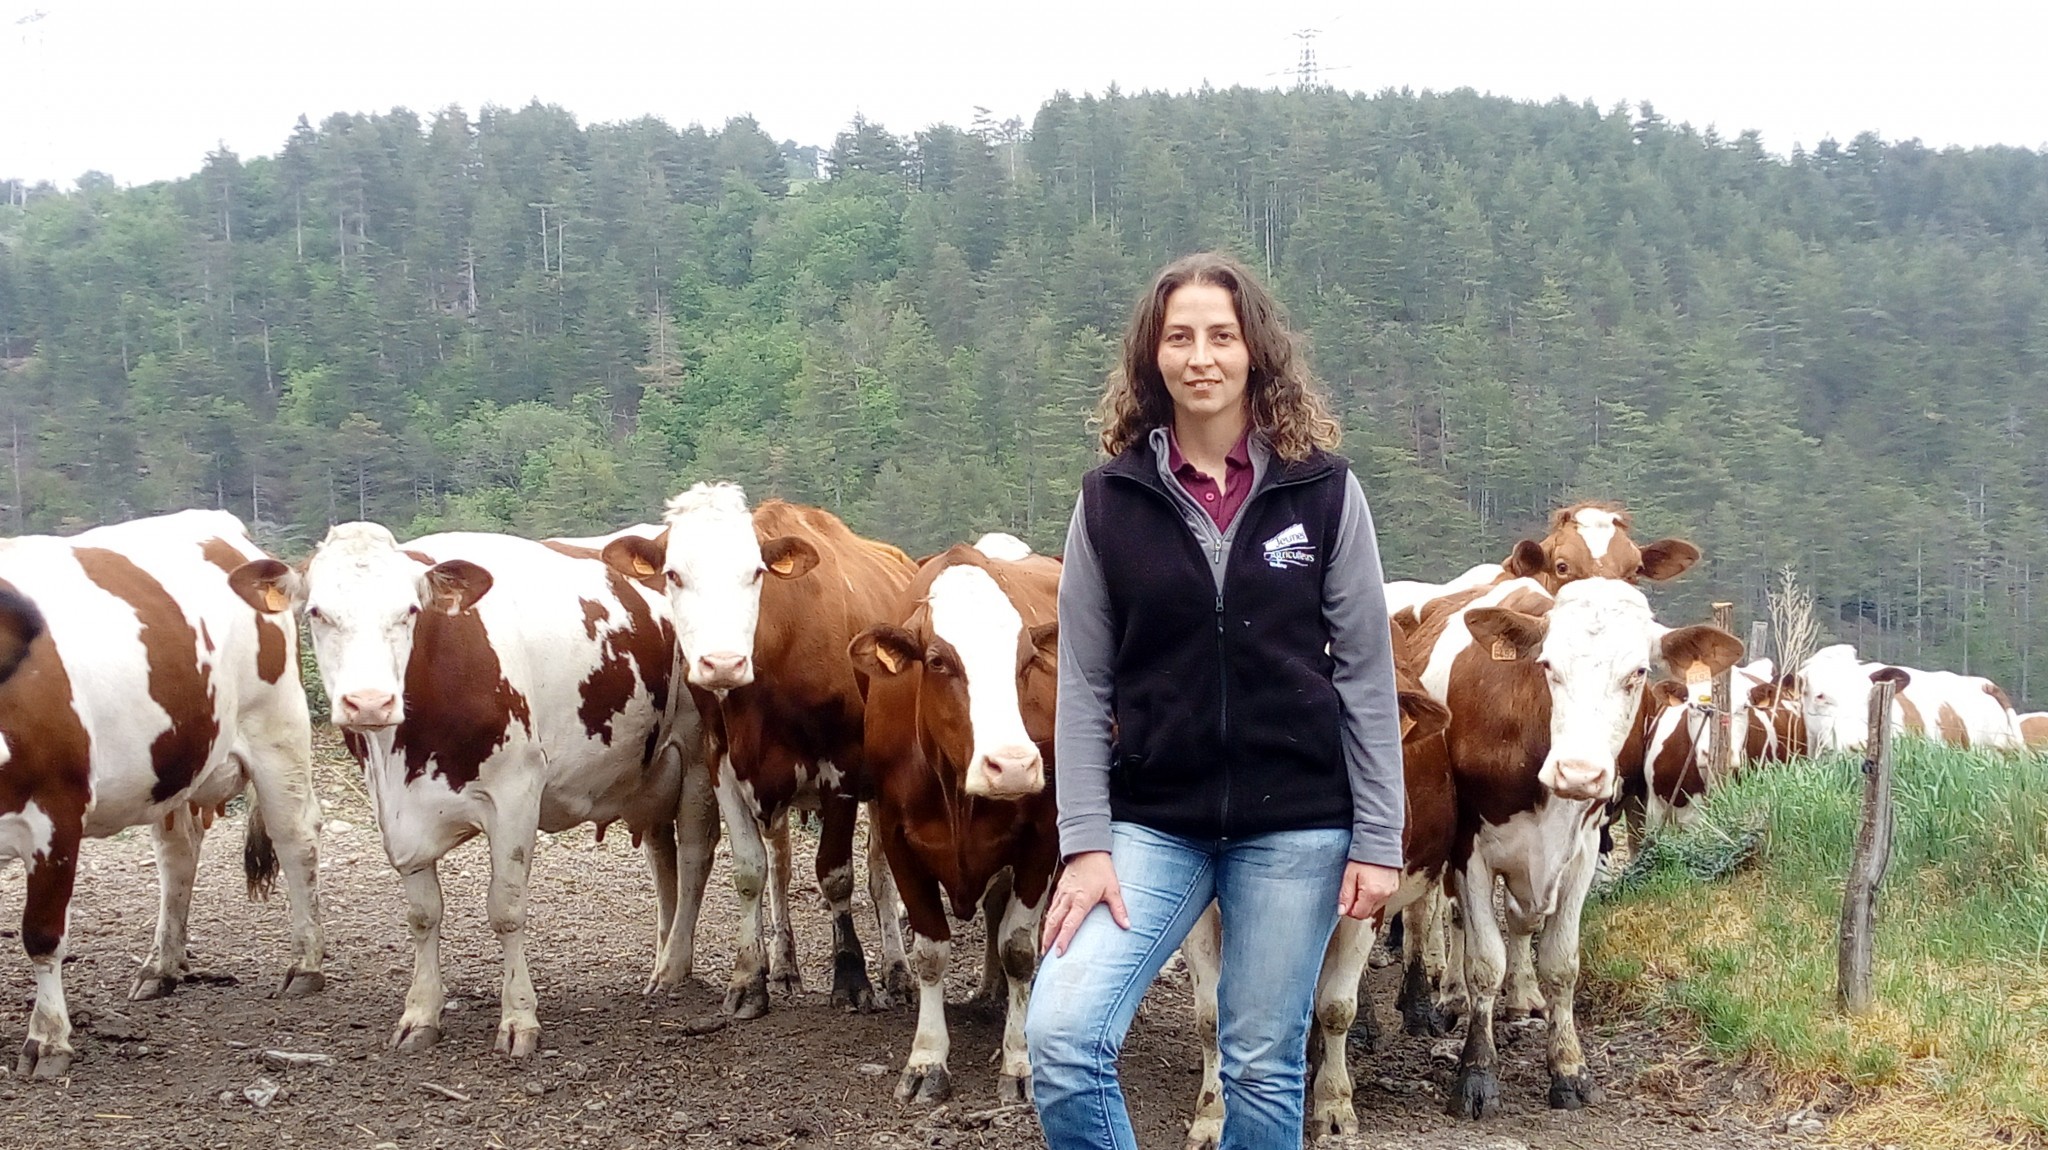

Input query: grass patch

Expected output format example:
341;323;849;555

1586;741;2048;1147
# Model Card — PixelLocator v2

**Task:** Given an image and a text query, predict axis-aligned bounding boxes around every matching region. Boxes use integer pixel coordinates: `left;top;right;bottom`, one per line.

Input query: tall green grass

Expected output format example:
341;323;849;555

1586;741;2048;1143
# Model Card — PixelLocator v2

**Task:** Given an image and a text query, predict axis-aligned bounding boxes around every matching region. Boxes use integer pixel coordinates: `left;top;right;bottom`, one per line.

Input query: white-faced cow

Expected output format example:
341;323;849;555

848;536;1060;1104
1796;644;2021;753
603;483;914;1018
1427;578;1741;1117
1633;658;1792;835
0;510;326;1077
1385;504;1699;617
231;523;706;1055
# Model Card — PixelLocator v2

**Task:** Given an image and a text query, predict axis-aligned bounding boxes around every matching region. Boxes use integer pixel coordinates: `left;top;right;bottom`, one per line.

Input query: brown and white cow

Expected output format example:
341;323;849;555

1427;578;1740;1117
1384;503;1699;616
1633;658;1793;835
604;483;914;1018
1183;613;1457;1146
232;523;706;1055
2020;712;2048;749
848;536;1061;1104
0;510;326;1077
1795;644;2023;753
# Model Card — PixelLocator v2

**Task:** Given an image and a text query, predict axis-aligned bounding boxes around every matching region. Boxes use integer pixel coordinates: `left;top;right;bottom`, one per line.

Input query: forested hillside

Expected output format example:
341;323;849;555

3;89;2047;699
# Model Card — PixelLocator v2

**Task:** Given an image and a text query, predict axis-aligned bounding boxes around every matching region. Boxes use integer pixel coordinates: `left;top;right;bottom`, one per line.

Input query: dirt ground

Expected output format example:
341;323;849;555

0;732;1816;1149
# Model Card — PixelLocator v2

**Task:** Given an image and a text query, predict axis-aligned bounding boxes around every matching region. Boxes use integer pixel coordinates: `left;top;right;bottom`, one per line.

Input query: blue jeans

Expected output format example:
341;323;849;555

1025;822;1350;1150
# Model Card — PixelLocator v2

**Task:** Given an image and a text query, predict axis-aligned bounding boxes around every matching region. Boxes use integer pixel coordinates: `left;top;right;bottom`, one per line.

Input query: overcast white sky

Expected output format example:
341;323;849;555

2;0;2042;188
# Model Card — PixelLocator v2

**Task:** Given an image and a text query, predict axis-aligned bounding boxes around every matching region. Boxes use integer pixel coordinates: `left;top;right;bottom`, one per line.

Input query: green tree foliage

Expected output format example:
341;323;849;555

4;91;2048;699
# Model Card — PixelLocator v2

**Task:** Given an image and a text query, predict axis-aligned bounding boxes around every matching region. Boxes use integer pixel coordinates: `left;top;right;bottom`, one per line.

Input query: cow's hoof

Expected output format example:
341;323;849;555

390;1022;441;1052
1403;1001;1452;1037
725;975;770;1020
1183;1117;1223;1150
494;1021;540;1058
1311;1101;1359;1136
129;973;179;1001
16;1038;70;1079
1447;1068;1500;1120
996;1072;1032;1105
768;969;803;997
277;969;326;998
1549;1071;1604;1110
894;1062;951;1105
882;962;915;1004
832;954;876;1012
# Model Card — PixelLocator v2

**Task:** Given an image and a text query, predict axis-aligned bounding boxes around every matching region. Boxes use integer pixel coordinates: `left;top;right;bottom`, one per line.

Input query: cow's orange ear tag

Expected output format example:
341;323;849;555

769;555;797;576
1490;637;1517;662
875;645;903;675
264;586;288;613
632;557;657;577
1685;661;1710;686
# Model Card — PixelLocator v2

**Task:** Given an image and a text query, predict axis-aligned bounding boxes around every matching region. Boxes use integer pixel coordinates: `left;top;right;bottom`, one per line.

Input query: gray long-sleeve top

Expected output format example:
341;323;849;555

1054;427;1408;867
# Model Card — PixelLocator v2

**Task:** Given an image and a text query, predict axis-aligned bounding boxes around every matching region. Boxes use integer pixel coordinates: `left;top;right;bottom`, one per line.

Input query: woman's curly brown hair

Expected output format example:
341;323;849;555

1096;251;1342;461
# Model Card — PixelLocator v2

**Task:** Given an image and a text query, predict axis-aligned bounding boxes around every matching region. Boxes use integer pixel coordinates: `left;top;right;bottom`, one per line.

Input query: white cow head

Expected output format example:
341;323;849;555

850;554;1058;798
603;483;817;693
229;523;491;729
1466;579;1743;802
1793;643;1883;753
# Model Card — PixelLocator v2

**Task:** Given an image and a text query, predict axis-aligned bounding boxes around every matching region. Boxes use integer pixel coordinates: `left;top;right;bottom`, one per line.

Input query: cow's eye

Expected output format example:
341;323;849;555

667;570;684;587
925;650;953;675
306;606;322;621
1554;560;1570;575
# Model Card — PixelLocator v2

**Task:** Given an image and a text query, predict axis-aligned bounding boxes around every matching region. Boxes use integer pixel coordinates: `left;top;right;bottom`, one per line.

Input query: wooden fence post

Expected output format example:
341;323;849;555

1708;602;1736;782
1837;678;1898;1015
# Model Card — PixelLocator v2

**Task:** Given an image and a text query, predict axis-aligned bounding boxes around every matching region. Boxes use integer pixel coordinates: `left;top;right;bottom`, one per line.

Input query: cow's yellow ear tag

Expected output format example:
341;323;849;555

1685;661;1710;686
1490;637;1516;662
875;645;903;674
264;586;288;613
769;555;797;576
633;557;656;577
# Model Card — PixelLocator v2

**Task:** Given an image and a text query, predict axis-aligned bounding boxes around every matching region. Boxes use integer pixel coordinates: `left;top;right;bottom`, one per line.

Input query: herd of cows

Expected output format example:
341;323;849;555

0;492;2040;1139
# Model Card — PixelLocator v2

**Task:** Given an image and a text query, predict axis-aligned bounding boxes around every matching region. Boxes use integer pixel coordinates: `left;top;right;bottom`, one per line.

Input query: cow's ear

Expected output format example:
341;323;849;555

761;536;819;580
1748;681;1781;708
1023;621;1059;676
0;586;45;683
850;625;922;679
1870;665;1912;689
1501;539;1546;579
228;559;304;616
1650;679;1689;708
420;560;493;616
1657;625;1743;681
1465;606;1547;662
602;532;668;589
1397;690;1450;742
1636;538;1701;582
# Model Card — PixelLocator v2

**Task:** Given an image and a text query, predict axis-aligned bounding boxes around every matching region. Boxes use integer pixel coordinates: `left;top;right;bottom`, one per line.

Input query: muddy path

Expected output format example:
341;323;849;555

0;733;1807;1149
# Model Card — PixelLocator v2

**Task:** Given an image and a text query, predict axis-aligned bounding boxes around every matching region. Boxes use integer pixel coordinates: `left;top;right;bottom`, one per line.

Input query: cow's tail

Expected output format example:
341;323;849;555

244;798;280;902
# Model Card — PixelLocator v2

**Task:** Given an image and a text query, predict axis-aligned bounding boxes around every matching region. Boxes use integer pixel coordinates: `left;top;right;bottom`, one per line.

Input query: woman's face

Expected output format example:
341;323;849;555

1157;282;1250;423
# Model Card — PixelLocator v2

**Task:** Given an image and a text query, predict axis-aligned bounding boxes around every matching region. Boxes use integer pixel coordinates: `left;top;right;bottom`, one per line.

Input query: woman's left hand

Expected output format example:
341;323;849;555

1337;861;1402;921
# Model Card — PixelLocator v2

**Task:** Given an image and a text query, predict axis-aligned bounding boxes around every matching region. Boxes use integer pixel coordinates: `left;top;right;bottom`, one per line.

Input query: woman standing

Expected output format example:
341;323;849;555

1025;252;1405;1150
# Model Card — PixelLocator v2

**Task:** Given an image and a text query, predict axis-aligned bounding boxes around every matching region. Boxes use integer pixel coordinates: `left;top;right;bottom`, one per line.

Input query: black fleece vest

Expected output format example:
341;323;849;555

1082;441;1353;842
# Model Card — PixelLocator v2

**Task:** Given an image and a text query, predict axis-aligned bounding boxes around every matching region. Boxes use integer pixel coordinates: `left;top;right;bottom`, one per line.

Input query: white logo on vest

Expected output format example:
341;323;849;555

1261;523;1315;569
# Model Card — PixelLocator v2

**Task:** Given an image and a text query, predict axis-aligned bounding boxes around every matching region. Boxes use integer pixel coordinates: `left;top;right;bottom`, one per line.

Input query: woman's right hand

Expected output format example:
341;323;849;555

1041;850;1129;957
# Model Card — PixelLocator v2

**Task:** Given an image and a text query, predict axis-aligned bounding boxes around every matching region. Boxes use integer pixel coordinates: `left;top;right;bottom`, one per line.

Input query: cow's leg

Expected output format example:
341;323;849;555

647;759;719;994
246;747;328;997
132;805;204;1000
1539;831;1605;1110
1504;928;1546;1020
17;824;80;1078
1181;902;1225;1150
1307;916;1373;1136
642;819;681;988
713;769;771;1019
391;864;448;1051
1398;893;1450;1036
994;881;1045;1104
1447;863;1506;1120
764;807;801;995
1438;889;1470;1024
865;820;912;1005
968;867;1015;1012
486;798;543;1057
896;930;952;1103
818;790;872;1010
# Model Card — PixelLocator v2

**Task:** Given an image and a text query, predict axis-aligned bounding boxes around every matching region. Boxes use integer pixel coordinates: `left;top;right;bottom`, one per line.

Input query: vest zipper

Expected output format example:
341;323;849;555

1215;590;1230;833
